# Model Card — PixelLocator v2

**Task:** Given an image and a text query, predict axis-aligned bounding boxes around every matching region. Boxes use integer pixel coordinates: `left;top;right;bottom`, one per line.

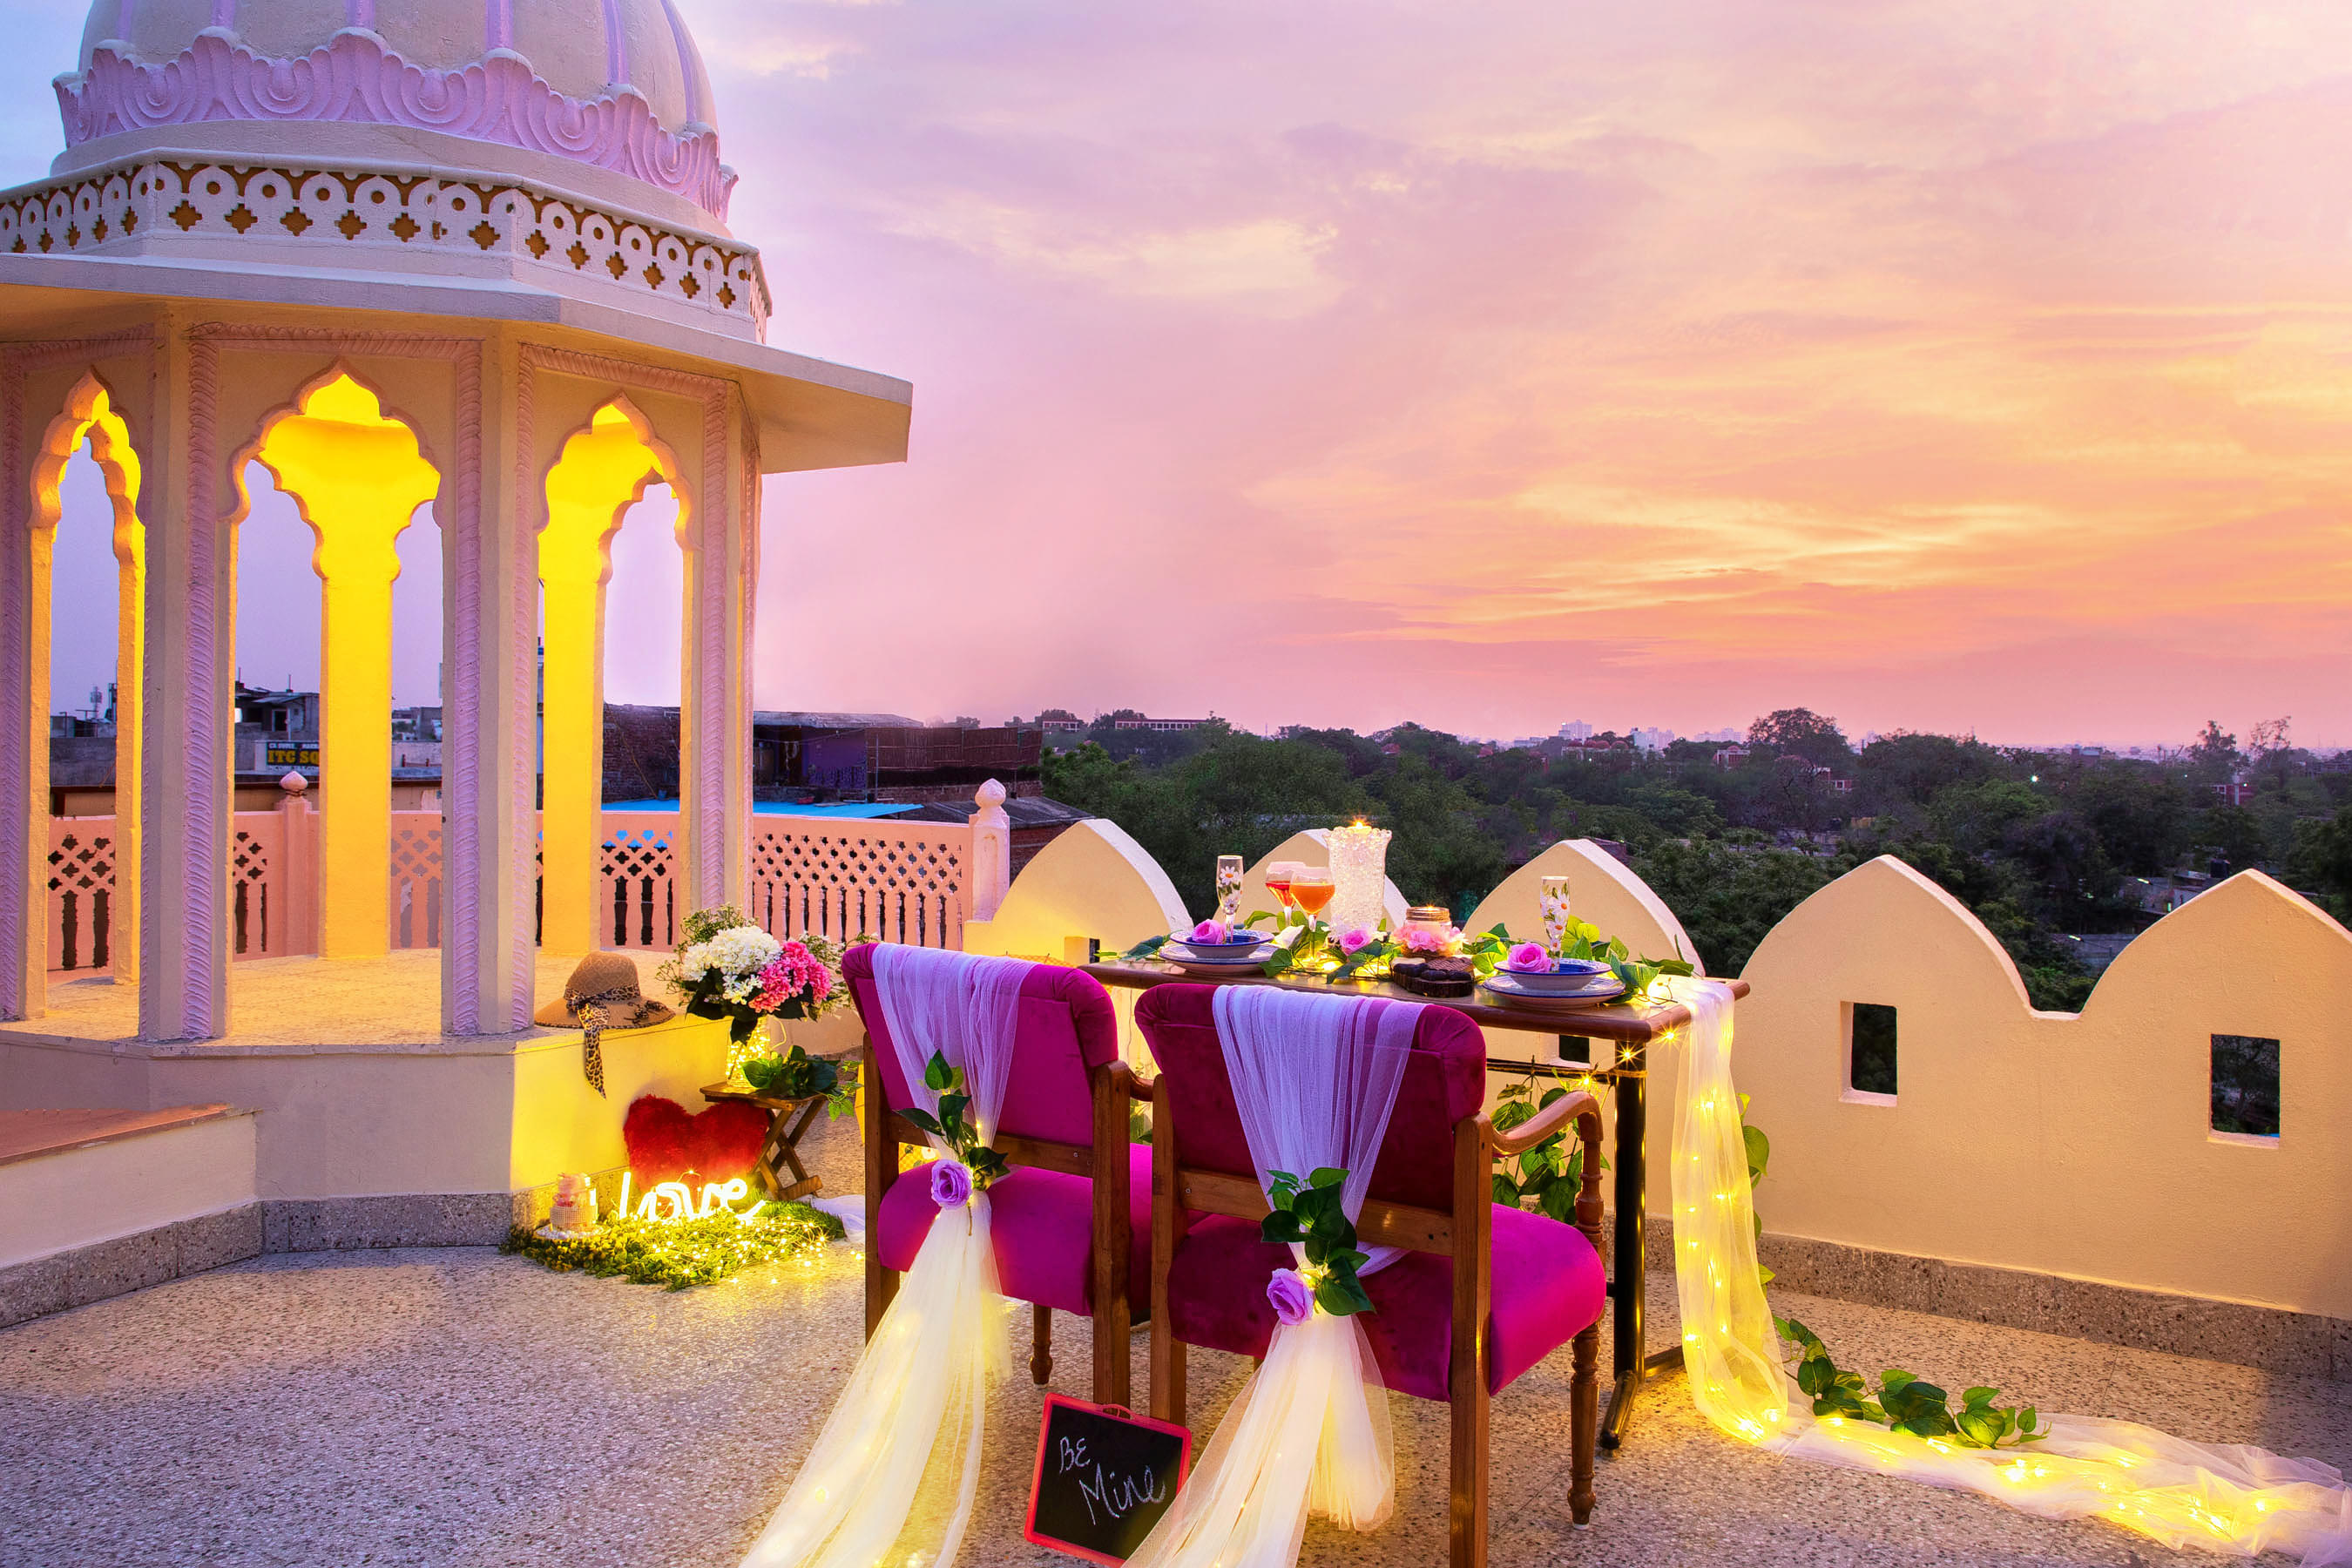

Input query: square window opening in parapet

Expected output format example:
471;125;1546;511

2211;1034;2280;1140
1845;1003;1897;1102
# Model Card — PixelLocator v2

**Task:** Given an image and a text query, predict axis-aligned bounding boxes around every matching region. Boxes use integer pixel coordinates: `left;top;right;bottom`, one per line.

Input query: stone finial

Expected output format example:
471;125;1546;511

279;771;309;794
972;778;1011;923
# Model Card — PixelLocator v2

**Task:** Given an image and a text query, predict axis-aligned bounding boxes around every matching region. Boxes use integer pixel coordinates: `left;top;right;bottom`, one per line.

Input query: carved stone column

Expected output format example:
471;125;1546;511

439;331;538;1035
139;314;234;1042
678;388;755;915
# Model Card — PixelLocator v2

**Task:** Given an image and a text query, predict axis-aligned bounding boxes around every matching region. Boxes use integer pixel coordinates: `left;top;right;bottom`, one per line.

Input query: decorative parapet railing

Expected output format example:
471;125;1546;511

0;157;770;337
45;807;972;970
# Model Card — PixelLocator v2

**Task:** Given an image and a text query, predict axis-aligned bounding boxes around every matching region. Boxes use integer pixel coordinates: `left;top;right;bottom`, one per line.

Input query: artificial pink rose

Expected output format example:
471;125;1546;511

1337;927;1373;955
1503;942;1553;974
1399;925;1448;956
1191;918;1230;945
1266;1267;1315;1326
930;1159;974;1208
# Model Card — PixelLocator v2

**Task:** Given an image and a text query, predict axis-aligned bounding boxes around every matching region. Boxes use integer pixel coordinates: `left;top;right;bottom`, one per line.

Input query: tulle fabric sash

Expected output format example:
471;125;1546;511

739;947;1029;1568
1125;986;1423;1568
1669;977;2352;1565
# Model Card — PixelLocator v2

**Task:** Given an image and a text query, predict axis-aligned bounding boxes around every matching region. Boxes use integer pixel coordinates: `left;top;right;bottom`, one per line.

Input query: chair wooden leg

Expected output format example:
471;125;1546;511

1450;1370;1489;1568
1031;1302;1054;1386
862;1031;897;1339
1093;1294;1131;1409
1451;1117;1494;1568
1570;1321;1599;1525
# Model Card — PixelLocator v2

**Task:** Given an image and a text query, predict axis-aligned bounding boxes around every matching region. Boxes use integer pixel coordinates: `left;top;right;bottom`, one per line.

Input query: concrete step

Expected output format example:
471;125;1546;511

0;1105;260;1327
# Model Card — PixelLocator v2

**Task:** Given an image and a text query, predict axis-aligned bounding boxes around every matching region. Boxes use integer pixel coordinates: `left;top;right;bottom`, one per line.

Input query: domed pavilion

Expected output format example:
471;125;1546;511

0;0;909;1047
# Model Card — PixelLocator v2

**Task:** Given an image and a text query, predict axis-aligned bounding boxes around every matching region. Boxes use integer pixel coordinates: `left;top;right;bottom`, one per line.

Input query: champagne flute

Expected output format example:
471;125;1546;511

1216;855;1244;925
1539;875;1571;953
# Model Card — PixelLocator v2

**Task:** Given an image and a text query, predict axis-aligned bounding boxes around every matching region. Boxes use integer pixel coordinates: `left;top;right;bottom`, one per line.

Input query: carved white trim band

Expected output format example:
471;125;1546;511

1;158;768;336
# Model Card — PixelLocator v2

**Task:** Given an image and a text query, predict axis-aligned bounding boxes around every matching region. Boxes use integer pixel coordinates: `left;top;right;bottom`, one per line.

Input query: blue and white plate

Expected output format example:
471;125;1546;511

1162;939;1274;974
1489;959;1618;997
1480;971;1626;1010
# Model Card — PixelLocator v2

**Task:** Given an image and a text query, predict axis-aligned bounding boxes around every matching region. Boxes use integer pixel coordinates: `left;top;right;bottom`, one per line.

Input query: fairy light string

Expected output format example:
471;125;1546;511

1668;978;2352;1560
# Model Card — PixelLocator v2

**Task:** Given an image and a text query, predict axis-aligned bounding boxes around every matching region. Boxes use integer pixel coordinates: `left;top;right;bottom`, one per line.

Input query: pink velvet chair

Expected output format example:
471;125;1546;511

1136;983;1609;1568
848;944;1151;1407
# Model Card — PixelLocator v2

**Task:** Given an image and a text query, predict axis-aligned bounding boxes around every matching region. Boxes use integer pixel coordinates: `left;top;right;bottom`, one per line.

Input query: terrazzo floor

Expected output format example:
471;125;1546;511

5;1236;2349;1568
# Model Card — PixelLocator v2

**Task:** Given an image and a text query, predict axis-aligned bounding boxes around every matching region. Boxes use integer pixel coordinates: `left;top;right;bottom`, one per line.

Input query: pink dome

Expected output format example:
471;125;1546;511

55;0;735;221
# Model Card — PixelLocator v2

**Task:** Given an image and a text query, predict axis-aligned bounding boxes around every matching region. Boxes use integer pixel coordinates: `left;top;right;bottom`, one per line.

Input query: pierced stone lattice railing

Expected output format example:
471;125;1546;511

747;821;970;950
43;810;976;970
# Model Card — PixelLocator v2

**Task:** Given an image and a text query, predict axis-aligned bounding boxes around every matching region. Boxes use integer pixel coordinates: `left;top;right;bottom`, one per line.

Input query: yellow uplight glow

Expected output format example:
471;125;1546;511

537;399;684;956
246;371;440;959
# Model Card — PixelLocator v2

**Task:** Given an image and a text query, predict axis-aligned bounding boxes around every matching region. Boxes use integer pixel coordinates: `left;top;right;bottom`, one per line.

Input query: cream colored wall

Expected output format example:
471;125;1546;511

0;1112;257;1268
1464;838;1701;970
963;819;1189;962
1739;857;2352;1318
0;1014;731;1200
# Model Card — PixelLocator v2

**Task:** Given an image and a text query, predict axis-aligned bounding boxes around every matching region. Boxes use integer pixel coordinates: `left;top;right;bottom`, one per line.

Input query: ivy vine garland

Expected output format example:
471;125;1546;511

503;1200;843;1290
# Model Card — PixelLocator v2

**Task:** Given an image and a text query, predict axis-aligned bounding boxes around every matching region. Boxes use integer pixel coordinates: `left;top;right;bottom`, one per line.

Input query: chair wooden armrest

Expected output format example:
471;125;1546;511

1485;1090;1602;1157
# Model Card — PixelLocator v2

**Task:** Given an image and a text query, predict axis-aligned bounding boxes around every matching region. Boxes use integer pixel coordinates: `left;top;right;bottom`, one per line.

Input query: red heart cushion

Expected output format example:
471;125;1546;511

622;1094;768;1186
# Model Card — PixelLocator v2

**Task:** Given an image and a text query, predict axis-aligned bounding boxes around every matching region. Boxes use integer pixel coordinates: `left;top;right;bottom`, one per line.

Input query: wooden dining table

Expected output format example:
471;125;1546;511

1083;958;1751;1452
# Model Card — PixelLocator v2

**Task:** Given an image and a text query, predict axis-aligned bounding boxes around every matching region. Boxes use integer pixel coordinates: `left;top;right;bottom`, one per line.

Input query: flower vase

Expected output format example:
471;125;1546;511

726;1017;780;1091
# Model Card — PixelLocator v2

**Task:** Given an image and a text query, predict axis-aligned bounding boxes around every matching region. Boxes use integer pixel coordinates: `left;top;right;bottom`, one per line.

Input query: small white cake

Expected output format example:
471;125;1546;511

540;1173;600;1238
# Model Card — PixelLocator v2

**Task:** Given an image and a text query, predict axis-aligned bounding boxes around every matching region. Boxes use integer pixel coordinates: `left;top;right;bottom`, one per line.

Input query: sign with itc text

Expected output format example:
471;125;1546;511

1024;1395;1192;1564
266;745;320;767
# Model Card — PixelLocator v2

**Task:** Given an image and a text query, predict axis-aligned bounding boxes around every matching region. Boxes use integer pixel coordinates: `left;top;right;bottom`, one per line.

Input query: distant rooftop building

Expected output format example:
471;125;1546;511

1632;727;1676;753
1558;721;1594;740
1693;727;1743;744
1113;716;1208;733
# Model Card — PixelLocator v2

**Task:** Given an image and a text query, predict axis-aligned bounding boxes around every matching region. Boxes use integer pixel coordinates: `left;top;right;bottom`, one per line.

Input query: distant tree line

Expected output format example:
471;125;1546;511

1041;708;2352;1011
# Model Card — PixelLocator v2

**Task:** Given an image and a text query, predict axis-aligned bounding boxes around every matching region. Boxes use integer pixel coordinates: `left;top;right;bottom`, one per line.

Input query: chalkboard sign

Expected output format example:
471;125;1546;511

1024;1394;1193;1564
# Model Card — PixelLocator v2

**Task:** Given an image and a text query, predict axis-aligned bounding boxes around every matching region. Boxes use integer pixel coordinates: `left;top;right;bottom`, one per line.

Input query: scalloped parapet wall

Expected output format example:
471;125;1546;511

56;30;736;221
0;158;768;337
1737;855;2352;1319
1464;838;1703;975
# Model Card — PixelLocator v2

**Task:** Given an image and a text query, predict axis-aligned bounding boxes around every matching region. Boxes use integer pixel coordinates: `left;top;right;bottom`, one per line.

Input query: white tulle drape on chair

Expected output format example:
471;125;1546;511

1668;977;2352;1565
739;946;1028;1568
1124;985;1425;1568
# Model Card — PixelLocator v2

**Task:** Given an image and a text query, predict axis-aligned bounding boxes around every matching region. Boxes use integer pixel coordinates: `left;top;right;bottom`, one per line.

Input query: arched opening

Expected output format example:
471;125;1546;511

30;374;144;986
538;398;686;956
237;369;441;961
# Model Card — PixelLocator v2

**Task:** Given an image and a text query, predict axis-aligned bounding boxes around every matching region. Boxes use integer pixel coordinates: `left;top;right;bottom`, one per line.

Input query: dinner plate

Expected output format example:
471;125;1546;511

1479;972;1627;1009
1162;941;1274;974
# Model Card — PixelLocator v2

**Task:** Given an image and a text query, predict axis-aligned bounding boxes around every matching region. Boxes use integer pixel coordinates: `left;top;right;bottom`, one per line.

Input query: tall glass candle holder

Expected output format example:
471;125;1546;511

1216;855;1244;924
1539;875;1571;952
1326;822;1392;936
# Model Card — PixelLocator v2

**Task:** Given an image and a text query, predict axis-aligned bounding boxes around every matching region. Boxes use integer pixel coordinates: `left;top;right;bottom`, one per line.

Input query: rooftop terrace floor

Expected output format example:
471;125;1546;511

5;1244;2347;1567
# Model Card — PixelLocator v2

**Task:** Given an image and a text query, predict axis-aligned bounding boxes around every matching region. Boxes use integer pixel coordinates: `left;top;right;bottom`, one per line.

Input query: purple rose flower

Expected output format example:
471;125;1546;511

1336;927;1373;955
1266;1267;1315;1327
1191;918;1230;945
1503;942;1554;974
930;1158;974;1208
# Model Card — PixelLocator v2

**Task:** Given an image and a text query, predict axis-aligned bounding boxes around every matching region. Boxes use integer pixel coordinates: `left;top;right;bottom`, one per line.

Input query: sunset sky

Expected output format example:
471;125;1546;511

12;1;2351;747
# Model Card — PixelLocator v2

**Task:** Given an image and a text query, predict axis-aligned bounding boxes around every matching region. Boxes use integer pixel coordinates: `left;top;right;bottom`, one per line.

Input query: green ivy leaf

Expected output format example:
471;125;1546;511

900;1107;943;1136
923;1052;955;1092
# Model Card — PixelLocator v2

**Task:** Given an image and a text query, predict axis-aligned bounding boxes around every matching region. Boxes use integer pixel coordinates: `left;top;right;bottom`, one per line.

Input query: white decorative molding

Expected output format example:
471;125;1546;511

56;30;737;220
0;158;769;337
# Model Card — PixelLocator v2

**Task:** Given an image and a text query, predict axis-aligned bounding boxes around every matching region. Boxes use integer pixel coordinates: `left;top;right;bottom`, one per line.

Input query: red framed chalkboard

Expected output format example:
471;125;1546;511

1024;1394;1193;1564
